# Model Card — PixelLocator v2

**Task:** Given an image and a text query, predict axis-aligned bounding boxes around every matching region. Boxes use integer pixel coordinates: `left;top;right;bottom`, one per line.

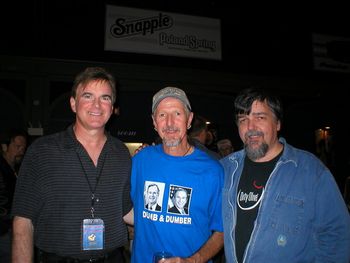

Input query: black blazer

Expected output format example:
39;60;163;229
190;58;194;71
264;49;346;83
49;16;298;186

168;205;188;215
145;203;161;211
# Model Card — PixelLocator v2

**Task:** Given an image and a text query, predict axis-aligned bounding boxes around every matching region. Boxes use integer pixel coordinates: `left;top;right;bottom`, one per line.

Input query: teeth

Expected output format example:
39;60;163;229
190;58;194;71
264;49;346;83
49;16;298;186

88;112;101;116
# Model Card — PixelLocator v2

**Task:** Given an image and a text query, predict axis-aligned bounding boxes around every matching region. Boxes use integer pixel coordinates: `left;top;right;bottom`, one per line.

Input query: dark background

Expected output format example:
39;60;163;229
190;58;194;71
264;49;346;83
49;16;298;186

1;1;349;189
1;1;349;73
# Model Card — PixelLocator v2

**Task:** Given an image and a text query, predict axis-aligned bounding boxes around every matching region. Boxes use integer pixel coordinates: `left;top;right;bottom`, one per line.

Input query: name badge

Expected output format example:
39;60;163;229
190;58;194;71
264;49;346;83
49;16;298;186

82;218;104;250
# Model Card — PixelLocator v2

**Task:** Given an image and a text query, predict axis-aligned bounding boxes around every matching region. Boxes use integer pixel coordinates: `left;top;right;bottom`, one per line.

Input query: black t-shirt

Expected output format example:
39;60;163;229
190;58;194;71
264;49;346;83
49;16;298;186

11;126;132;257
235;151;282;262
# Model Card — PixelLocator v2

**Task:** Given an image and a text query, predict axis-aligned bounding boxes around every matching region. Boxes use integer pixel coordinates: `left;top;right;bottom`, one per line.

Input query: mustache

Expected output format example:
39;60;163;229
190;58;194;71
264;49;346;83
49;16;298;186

245;130;264;138
162;127;180;133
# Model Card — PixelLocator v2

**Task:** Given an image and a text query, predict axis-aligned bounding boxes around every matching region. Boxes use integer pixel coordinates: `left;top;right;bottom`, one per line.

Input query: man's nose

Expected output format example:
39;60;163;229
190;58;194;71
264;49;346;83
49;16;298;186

165;115;174;126
17;146;25;154
247;119;257;130
93;97;101;107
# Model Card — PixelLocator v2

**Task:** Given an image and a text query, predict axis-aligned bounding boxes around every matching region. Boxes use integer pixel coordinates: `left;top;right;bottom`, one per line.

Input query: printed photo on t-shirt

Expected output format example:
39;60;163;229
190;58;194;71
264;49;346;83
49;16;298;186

144;181;165;212
167;185;192;215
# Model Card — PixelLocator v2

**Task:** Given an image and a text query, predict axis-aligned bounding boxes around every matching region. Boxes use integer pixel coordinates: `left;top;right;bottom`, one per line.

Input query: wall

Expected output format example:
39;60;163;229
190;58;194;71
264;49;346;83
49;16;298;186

0;55;348;153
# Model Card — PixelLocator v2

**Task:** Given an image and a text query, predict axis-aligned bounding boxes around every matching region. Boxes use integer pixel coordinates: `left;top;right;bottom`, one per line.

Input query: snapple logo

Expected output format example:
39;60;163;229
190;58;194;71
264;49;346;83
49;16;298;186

110;13;173;38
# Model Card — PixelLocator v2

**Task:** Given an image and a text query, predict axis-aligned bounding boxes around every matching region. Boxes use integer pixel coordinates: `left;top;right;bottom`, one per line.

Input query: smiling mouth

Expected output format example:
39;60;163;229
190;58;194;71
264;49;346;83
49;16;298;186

246;137;262;147
164;129;178;134
247;135;260;141
247;133;261;138
88;111;102;116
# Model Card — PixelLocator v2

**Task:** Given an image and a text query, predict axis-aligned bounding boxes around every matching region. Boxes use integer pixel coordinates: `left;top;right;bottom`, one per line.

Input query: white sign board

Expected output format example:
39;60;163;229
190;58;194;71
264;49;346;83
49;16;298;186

105;5;222;60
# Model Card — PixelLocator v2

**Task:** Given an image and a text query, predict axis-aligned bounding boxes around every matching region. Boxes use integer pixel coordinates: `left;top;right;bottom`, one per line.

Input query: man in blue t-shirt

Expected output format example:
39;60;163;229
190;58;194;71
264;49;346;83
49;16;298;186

130;87;224;263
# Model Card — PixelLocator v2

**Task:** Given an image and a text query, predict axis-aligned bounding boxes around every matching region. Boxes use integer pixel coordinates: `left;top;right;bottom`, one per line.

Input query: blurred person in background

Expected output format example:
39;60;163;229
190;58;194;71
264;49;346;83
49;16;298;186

188;115;220;160
0;129;27;263
217;139;234;158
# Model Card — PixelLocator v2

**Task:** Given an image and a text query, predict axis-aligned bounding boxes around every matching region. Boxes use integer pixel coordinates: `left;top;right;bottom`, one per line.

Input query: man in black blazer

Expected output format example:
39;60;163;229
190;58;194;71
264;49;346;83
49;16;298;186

168;188;189;215
145;184;161;211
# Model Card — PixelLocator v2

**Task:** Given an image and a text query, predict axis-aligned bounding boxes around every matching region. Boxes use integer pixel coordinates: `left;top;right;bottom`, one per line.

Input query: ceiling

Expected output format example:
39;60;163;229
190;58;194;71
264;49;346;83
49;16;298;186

1;1;349;76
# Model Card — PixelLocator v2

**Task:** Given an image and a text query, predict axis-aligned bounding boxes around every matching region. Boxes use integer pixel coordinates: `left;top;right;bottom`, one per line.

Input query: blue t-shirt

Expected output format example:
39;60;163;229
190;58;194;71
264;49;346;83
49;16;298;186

131;145;224;263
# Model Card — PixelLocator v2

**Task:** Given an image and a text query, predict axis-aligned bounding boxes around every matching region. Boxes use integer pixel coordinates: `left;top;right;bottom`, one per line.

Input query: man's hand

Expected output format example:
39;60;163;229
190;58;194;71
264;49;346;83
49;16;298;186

160;257;193;263
133;143;150;155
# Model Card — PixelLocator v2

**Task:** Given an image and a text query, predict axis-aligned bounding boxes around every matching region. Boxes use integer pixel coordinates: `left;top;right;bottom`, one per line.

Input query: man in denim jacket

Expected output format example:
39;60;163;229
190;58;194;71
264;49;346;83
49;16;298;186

221;88;350;263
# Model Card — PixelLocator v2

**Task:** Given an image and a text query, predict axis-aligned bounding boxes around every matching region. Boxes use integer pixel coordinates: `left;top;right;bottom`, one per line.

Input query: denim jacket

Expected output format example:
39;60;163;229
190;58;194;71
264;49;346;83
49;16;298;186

221;138;350;263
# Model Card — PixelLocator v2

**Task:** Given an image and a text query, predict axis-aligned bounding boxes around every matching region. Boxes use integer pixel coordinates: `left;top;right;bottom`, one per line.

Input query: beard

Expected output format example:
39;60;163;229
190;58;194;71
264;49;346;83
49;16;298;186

14;155;24;166
245;142;268;160
163;138;181;147
161;126;181;147
244;130;269;160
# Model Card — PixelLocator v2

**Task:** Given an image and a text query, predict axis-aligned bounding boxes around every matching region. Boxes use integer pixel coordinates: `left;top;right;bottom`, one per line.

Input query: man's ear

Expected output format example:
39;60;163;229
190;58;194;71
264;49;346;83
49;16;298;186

152;115;157;131
70;97;77;113
187;112;194;129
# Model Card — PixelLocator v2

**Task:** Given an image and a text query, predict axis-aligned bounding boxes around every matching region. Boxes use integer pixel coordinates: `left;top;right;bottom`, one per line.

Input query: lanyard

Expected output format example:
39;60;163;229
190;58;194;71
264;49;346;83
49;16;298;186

77;151;106;218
